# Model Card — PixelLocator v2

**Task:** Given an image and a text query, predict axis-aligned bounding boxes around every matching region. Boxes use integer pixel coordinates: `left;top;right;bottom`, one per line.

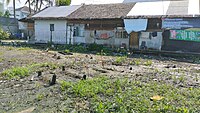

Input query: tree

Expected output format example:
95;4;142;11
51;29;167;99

56;0;71;6
25;0;51;14
6;0;20;19
0;28;10;40
0;12;3;16
25;0;32;14
4;10;10;18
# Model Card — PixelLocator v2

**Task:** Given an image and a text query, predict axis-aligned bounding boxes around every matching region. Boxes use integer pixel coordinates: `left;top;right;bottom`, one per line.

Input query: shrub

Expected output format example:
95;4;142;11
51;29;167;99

64;49;70;53
0;28;10;40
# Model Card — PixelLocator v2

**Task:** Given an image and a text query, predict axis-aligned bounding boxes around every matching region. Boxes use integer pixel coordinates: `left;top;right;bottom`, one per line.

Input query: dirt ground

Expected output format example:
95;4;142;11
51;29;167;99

0;46;199;113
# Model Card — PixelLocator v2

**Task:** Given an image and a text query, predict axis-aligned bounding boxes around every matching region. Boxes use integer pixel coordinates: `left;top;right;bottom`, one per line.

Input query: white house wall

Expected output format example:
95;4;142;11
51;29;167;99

76;29;129;48
115;38;129;48
139;32;162;50
84;30;115;45
35;20;67;44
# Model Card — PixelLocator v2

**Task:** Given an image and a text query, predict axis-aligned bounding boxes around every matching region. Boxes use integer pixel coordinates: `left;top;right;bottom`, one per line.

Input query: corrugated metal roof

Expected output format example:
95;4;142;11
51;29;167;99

32;5;81;19
126;0;200;18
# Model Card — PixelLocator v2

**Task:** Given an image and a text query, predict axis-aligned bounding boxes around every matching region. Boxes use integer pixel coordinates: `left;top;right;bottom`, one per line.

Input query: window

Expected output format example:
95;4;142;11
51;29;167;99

116;27;128;38
73;25;84;37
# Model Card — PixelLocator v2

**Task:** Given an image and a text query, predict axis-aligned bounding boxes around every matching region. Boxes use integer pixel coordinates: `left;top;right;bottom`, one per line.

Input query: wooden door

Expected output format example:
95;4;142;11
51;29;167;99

129;32;139;49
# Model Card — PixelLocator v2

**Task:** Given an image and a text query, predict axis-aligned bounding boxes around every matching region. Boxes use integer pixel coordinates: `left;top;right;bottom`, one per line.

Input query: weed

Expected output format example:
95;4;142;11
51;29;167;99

1;66;30;79
0;58;4;62
60;80;72;91
60;76;200;112
36;93;44;101
7;47;14;51
1;62;59;79
64;49;70;53
35;82;41;88
134;59;142;65
178;75;186;83
30;62;59;71
113;56;127;65
17;47;31;51
8;58;17;62
144;60;153;66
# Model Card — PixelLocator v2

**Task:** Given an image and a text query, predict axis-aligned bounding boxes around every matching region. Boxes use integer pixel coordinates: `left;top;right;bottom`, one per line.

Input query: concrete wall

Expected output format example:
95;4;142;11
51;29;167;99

139;32;162;50
35;20;67;44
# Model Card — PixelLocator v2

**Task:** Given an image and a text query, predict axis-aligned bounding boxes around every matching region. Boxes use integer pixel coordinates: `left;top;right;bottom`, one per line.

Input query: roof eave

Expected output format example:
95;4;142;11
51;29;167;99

125;14;200;19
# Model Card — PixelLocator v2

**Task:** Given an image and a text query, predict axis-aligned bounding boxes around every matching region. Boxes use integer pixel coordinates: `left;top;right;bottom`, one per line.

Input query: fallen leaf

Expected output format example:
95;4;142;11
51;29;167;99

150;95;164;101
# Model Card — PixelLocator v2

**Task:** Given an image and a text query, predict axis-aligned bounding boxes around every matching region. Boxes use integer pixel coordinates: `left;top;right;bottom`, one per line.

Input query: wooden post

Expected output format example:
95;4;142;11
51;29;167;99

66;23;68;45
50;74;56;85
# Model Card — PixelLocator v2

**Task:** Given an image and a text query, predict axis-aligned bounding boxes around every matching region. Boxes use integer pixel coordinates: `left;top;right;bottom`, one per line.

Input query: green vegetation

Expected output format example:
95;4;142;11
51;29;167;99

64;49;70;53
144;60;153;66
17;47;31;51
60;76;200;112
0;28;10;40
1;62;59;79
1;67;30;79
113;56;127;65
129;59;153;66
0;58;4;62
36;93;45;101
56;0;71;6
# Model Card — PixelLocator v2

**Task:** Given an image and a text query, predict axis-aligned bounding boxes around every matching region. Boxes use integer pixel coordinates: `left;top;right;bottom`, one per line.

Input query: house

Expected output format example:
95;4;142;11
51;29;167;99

30;0;200;53
0;0;4;13
66;3;135;48
31;5;81;44
8;6;34;39
124;0;200;53
8;6;33;20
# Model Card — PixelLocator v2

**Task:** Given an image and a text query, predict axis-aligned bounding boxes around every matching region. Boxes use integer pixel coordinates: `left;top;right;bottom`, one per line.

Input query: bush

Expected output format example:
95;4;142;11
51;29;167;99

87;43;104;52
0;28;10;40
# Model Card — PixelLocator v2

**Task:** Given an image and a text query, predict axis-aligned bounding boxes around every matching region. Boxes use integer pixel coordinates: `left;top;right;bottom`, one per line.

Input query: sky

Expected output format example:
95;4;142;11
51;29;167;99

6;0;176;8
6;0;124;9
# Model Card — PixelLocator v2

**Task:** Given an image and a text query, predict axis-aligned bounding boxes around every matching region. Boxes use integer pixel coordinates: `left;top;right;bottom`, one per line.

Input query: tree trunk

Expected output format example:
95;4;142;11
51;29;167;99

13;0;16;19
28;0;31;15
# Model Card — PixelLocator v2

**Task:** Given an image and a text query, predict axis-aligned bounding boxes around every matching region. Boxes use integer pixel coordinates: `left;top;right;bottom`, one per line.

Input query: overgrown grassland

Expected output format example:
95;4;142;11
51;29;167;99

60;76;200;113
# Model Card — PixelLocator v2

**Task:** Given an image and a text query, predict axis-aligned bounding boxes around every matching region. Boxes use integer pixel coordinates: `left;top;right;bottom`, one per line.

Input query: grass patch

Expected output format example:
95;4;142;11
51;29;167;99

112;56;127;65
17;47;31;51
1;62;59;79
1;67;30;79
60;76;200;112
30;62;59;71
144;60;153;66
